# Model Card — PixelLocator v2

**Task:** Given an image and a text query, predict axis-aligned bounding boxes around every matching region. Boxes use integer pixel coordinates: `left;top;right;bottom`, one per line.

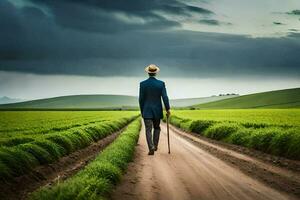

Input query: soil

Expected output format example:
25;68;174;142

111;122;300;200
0;129;122;200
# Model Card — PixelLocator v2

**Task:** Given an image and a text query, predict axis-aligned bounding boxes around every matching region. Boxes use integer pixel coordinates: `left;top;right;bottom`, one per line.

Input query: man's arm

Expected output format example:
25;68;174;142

162;82;170;116
139;83;144;114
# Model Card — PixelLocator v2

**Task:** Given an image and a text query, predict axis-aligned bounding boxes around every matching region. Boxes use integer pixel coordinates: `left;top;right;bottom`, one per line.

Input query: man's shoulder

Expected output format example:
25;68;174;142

140;78;165;85
140;79;148;85
154;79;165;86
156;79;165;84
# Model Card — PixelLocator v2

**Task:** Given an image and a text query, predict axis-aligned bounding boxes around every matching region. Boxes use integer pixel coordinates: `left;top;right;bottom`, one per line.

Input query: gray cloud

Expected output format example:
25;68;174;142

273;22;285;25
28;1;181;34
0;0;299;79
185;5;213;14
52;0;213;15
199;19;220;25
28;0;212;33
287;9;300;15
157;4;213;17
198;19;232;26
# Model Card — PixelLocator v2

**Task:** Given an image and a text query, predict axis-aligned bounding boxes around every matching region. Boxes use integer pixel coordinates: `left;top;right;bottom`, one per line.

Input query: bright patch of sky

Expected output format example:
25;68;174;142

178;0;300;37
0;71;299;100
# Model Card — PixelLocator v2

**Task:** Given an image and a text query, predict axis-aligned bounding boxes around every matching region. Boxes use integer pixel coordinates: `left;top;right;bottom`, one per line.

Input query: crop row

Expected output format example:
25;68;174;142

0;117;127;147
169;113;300;160
171;109;300;127
30;119;141;200
0;111;138;137
0;115;138;181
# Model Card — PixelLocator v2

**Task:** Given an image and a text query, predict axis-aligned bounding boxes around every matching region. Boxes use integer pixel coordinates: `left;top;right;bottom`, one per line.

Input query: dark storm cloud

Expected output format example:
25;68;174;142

287;9;300;15
0;0;59;60
185;5;213;14
157;4;213;17
0;0;299;78
31;0;213;16
45;3;181;34
28;0;212;33
32;1;183;33
199;19;220;25
273;22;285;25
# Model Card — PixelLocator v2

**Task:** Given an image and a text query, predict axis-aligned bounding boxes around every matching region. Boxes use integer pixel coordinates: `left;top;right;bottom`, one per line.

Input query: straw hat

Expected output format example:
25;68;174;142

145;64;160;74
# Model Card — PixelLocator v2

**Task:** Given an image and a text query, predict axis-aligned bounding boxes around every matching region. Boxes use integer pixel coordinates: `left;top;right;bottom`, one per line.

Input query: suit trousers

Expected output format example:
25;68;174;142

143;119;161;151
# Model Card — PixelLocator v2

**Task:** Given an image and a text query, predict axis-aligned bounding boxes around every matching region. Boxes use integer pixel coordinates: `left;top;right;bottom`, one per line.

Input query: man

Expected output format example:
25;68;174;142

139;64;171;155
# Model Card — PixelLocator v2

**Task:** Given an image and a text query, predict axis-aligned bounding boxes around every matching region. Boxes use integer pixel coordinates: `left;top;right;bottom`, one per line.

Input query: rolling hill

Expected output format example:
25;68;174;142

170;95;238;107
0;95;138;109
193;88;300;109
0;96;25;104
0;94;238;110
2;87;298;110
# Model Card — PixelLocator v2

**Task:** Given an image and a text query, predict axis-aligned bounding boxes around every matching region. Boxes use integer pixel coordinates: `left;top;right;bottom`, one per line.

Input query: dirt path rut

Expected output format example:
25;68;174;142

111;122;298;200
1;130;122;200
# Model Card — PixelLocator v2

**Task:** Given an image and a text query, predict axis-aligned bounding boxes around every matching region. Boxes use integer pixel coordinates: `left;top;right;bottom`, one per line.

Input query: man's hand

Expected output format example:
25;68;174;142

166;110;171;117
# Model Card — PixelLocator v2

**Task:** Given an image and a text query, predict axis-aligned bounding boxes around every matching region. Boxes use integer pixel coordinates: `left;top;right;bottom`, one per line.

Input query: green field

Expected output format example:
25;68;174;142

0;111;139;180
0;111;136;137
170;94;238;107
1;88;298;110
30;119;141;200
0;95;139;109
193;88;300;109
170;109;300;160
1;87;300;199
0;94;238;109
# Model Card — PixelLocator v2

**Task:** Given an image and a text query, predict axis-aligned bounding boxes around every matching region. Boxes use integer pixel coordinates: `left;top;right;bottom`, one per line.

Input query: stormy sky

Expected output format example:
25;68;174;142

0;0;299;99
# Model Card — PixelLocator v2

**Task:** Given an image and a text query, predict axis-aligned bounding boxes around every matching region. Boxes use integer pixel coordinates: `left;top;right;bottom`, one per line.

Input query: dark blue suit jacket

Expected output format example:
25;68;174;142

139;77;170;119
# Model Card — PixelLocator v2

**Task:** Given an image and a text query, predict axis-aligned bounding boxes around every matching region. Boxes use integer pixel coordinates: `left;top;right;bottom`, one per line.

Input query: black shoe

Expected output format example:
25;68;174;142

154;146;158;151
148;150;155;155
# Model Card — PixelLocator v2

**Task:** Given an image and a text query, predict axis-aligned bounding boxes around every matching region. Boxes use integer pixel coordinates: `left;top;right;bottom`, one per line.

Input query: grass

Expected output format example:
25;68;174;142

0;111;139;181
0;95;139;109
30;119;141;200
0;94;239;109
193;88;300;109
170;94;238;107
0;147;39;177
0;111;136;137
172;109;300;127
169;109;300;160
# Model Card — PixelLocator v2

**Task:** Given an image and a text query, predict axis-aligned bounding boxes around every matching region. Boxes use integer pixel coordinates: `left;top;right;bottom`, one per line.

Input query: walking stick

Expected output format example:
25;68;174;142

167;114;170;154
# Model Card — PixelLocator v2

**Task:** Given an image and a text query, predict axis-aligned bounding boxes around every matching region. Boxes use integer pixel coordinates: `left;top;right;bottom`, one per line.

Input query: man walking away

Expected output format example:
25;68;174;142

139;64;171;155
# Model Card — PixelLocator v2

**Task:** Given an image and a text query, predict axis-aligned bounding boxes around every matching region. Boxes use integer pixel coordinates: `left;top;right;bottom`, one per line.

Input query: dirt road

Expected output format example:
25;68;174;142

111;122;298;200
